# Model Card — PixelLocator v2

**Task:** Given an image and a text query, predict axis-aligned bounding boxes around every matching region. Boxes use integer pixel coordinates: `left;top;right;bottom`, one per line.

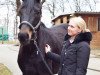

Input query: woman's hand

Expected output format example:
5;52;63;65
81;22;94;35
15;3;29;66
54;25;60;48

45;44;51;53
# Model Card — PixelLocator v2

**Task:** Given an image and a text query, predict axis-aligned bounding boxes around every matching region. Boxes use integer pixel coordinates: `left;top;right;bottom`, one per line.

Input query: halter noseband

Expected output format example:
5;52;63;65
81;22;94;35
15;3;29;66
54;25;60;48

19;20;41;42
19;20;41;31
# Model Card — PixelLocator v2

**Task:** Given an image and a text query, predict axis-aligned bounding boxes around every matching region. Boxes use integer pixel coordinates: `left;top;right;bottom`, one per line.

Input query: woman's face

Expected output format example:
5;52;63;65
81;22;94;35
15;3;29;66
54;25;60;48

68;20;82;37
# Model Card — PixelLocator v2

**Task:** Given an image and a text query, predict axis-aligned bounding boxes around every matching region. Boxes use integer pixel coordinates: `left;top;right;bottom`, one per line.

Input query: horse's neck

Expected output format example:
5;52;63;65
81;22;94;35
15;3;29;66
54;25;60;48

36;25;48;50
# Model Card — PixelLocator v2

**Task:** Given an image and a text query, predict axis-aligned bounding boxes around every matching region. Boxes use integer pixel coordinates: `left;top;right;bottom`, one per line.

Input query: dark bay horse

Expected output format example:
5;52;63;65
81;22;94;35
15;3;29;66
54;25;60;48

17;0;68;75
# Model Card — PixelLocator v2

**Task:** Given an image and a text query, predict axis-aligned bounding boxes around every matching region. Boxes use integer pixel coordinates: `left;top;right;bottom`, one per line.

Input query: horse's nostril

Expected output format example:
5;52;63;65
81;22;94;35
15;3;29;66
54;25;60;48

18;33;29;43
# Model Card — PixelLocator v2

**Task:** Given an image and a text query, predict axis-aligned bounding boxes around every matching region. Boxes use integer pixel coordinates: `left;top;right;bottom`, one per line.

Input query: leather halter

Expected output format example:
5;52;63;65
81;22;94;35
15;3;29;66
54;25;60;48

19;20;41;31
19;20;41;41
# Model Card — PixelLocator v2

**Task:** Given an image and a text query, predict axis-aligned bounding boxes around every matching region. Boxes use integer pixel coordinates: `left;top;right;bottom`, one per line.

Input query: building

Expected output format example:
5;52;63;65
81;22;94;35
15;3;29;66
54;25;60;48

51;11;100;49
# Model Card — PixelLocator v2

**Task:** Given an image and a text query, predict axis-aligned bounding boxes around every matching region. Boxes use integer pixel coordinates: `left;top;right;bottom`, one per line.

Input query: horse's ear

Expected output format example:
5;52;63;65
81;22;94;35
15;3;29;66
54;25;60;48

41;0;45;4
37;0;45;4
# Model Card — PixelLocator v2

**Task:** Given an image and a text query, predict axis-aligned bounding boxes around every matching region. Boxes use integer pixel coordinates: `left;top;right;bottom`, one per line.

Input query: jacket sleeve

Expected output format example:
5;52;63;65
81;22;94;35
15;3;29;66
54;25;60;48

76;42;90;75
46;52;61;63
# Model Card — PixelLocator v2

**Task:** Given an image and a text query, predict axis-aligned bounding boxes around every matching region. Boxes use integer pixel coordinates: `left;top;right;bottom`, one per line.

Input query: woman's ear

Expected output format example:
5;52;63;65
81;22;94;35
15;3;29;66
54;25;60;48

78;29;82;33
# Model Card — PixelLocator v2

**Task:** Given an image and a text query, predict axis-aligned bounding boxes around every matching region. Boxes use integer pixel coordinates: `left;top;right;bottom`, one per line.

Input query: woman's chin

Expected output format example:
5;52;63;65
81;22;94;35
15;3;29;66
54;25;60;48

68;33;72;36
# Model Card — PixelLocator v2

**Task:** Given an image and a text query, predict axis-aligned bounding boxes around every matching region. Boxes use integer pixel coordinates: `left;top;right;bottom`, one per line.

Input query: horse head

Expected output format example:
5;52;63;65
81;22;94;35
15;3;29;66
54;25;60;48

18;0;45;45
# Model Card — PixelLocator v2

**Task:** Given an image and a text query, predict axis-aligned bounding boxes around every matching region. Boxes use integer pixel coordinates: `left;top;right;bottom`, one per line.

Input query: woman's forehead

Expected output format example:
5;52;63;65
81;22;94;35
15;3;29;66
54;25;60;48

69;20;77;27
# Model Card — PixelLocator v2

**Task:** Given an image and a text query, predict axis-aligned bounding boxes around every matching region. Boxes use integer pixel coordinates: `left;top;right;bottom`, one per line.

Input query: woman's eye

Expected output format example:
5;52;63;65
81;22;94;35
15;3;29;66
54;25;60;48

68;25;74;28
71;26;74;28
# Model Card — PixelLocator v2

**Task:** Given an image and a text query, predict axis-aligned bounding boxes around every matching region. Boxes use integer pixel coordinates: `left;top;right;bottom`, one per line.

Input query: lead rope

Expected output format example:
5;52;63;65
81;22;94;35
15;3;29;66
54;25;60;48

32;30;53;75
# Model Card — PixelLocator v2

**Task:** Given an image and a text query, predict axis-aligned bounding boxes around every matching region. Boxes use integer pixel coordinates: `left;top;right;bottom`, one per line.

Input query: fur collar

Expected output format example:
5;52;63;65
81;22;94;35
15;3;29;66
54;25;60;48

64;32;92;44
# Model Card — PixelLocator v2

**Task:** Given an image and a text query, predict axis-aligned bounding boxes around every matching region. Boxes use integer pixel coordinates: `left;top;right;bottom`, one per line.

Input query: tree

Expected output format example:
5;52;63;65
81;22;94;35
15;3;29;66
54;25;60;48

66;0;96;11
59;0;65;12
0;0;20;39
43;0;68;18
43;0;57;18
16;0;21;15
13;0;21;39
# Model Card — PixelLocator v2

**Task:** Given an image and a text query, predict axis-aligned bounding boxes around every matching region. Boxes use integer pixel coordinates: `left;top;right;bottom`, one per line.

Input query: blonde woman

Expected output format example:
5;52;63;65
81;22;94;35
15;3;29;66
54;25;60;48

45;16;92;75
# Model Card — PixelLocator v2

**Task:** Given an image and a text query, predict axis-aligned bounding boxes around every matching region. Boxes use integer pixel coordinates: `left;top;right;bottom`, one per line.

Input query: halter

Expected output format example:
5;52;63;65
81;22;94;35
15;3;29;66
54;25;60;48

19;20;41;31
19;20;41;42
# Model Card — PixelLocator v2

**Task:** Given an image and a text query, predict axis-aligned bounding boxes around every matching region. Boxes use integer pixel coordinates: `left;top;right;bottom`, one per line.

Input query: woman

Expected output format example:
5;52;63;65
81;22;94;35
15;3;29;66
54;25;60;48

45;16;92;75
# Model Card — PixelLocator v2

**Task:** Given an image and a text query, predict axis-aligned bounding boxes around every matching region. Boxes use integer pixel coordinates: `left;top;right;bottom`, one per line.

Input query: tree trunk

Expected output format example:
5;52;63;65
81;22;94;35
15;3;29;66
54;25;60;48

14;0;21;39
16;0;21;15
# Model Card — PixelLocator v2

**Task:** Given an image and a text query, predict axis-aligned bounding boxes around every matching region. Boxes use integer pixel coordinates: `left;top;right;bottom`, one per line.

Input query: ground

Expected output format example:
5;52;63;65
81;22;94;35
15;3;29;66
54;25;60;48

91;49;100;58
0;44;100;75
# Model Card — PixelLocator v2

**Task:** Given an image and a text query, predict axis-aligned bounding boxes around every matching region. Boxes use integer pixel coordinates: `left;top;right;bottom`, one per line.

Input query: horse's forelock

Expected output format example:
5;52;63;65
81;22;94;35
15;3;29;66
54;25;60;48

19;0;42;24
20;0;42;17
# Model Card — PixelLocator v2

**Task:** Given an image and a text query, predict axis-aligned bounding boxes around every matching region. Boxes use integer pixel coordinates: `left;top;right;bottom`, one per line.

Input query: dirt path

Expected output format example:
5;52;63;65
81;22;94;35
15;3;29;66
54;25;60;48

0;44;22;75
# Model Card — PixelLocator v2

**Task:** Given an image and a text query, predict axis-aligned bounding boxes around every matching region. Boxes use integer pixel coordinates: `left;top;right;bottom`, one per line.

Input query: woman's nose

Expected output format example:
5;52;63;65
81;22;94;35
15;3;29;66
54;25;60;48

68;26;70;30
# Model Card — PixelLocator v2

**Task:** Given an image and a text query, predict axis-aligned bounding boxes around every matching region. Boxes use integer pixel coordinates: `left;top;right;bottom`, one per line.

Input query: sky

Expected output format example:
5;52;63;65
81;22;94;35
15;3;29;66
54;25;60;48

0;0;100;39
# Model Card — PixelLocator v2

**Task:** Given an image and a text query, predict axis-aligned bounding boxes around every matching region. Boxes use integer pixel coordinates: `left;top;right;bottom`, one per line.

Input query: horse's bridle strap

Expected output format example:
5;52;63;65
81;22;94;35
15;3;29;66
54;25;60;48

19;20;41;30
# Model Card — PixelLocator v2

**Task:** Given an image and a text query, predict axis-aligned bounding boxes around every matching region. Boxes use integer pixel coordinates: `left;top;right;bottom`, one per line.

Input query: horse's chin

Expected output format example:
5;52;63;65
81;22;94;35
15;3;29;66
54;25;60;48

19;40;30;46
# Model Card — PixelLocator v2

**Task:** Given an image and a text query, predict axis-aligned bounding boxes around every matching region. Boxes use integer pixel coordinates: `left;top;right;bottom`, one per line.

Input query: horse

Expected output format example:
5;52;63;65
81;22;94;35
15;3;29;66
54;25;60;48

17;0;68;75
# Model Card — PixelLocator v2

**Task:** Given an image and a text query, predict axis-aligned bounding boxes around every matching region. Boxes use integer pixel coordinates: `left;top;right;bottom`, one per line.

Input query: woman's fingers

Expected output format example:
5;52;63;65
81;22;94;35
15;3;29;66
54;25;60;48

45;44;51;53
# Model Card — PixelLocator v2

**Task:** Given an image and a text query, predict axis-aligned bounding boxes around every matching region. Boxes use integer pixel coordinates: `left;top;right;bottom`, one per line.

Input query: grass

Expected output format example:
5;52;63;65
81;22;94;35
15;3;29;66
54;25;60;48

0;63;12;75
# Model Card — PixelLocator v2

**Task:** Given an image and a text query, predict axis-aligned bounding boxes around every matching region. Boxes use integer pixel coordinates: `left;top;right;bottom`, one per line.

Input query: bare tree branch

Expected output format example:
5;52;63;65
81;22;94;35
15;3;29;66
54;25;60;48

74;0;81;11
85;0;92;11
66;0;73;11
59;0;65;12
47;3;55;18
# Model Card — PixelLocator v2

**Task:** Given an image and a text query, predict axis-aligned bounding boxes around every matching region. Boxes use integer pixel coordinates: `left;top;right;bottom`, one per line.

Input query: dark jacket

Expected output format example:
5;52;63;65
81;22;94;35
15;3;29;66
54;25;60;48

47;32;92;75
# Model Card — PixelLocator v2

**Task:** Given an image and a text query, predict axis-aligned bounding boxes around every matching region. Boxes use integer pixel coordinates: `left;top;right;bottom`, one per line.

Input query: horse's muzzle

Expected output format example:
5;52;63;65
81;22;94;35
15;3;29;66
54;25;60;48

18;32;29;45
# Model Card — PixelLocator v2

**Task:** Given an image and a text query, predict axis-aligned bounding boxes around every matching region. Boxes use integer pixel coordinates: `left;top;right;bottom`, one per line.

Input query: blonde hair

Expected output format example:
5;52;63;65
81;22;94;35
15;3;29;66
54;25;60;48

69;16;87;33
